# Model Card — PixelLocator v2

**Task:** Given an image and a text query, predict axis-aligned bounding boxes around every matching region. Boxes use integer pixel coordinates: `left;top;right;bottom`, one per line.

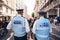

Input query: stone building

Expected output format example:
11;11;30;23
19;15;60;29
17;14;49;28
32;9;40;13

34;0;48;17
34;0;60;18
0;0;16;20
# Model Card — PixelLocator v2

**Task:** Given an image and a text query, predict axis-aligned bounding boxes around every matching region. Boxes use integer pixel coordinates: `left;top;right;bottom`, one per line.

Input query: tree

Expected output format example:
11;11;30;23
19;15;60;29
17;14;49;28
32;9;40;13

32;13;34;18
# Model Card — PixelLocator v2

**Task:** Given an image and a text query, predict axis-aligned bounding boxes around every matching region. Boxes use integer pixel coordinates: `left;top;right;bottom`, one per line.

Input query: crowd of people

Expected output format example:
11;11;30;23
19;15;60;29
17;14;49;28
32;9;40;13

0;17;10;38
49;17;60;26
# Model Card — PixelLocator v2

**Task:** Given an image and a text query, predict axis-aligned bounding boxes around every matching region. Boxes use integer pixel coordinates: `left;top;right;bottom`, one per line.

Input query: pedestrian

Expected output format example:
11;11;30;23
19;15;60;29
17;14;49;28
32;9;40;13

57;16;60;26
53;17;57;25
2;17;8;36
7;9;30;40
34;17;37;22
50;18;54;24
32;11;50;40
28;18;32;27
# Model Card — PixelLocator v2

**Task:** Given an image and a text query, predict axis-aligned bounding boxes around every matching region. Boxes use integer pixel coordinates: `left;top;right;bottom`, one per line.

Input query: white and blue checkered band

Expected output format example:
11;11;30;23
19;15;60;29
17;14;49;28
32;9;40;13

14;21;22;24
40;22;49;27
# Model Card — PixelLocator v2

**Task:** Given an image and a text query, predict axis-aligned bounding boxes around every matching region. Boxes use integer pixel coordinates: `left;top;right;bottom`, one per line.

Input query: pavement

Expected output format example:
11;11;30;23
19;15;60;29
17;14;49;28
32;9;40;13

50;24;60;40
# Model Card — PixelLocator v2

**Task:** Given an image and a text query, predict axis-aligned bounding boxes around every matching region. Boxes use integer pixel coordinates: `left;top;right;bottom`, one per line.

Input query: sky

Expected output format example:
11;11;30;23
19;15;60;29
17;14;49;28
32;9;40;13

24;0;36;16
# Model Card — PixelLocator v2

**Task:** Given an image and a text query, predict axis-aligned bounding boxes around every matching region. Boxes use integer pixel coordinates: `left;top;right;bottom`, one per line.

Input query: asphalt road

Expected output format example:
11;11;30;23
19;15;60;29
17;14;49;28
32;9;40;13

50;25;60;40
1;24;60;40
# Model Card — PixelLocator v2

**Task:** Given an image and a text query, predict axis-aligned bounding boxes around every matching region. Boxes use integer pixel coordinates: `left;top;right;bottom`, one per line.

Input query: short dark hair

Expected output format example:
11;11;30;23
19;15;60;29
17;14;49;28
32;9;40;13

38;11;47;16
16;9;24;14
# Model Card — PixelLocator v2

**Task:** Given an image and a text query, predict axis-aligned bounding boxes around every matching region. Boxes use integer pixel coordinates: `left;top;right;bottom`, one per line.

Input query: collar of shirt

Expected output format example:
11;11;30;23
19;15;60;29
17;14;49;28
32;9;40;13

39;16;44;19
17;14;21;17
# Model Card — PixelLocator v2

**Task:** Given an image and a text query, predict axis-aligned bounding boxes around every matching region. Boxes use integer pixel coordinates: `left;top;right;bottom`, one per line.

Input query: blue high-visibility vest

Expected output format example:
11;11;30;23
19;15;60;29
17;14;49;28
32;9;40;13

11;16;26;37
35;17;50;40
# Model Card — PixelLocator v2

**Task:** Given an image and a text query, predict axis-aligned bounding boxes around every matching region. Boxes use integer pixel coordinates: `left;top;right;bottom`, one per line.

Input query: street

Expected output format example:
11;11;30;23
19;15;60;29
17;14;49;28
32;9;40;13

0;24;59;40
50;24;60;40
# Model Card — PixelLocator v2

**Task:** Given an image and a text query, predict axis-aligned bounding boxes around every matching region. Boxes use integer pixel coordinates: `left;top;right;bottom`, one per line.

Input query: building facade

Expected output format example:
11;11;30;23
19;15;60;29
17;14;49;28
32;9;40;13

34;0;39;17
41;0;60;18
34;0;60;18
0;0;16;21
34;0;48;17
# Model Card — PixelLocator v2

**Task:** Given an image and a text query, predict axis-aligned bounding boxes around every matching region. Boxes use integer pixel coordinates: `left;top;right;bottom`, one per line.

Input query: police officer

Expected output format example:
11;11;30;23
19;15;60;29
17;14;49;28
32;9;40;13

7;9;30;40
32;11;50;40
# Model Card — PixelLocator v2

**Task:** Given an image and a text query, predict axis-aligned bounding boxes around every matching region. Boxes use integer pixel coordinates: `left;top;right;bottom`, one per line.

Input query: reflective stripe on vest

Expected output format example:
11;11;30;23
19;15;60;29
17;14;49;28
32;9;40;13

36;27;49;30
36;34;49;38
14;31;26;34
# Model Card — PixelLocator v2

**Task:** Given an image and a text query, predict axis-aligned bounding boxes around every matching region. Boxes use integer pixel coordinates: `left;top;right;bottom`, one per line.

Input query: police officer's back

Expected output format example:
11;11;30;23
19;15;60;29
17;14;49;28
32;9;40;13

7;9;30;40
32;11;50;40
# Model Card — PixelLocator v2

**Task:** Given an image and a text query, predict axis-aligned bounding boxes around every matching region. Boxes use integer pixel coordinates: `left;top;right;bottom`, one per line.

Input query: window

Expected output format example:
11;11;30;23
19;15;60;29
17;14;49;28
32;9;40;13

11;10;12;14
37;1;39;4
0;6;2;10
0;12;1;14
6;0;8;5
49;0;53;3
6;7;8;13
45;0;47;2
44;0;48;3
0;0;3;2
